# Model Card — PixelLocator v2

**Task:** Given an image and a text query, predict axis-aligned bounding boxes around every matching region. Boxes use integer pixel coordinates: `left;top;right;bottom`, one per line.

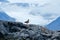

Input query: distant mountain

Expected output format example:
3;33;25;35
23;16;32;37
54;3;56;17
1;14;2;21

46;17;60;31
0;11;15;21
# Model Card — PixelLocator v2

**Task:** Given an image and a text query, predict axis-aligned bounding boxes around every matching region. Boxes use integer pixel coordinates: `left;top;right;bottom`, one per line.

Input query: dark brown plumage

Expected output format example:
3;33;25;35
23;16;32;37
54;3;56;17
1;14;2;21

25;19;29;24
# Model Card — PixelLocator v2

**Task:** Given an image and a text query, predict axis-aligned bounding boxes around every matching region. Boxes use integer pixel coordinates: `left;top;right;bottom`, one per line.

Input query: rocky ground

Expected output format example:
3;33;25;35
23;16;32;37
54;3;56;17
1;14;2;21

0;20;60;40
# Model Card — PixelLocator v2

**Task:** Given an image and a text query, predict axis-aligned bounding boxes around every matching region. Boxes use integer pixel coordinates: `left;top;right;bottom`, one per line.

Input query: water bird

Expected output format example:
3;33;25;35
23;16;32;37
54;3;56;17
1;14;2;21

25;19;29;24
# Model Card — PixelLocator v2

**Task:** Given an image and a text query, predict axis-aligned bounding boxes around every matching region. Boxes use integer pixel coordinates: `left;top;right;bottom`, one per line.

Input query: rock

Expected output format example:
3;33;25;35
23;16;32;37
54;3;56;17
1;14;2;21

0;20;60;40
0;23;8;35
51;32;60;40
10;26;21;32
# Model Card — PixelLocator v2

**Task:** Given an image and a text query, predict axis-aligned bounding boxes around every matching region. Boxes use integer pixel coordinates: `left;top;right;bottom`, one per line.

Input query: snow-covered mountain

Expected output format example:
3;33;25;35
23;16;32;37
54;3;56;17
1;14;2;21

46;17;60;31
0;11;15;21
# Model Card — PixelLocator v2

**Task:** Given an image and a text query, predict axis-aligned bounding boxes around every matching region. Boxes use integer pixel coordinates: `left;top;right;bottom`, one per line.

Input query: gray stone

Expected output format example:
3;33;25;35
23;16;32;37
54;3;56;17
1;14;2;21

0;20;60;40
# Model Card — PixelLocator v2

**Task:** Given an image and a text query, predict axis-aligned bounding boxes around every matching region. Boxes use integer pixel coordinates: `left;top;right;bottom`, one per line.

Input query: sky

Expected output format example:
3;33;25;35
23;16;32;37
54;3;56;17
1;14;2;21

0;0;60;25
8;0;48;3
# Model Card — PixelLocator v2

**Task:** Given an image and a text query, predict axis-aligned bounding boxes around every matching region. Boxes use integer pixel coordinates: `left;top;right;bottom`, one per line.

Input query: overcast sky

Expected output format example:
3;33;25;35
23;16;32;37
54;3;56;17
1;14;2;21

0;0;60;25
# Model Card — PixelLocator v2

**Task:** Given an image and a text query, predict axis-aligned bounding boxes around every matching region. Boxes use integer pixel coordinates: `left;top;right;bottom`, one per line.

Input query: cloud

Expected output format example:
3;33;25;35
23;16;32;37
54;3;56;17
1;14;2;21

8;0;48;5
0;0;9;2
11;3;30;8
39;0;60;23
0;3;49;25
40;0;60;15
29;0;60;20
1;0;60;25
5;11;48;25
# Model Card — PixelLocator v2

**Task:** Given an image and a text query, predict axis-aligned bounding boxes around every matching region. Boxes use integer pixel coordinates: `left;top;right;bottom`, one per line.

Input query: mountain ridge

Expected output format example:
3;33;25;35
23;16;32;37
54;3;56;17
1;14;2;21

0;11;15;22
46;17;60;31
